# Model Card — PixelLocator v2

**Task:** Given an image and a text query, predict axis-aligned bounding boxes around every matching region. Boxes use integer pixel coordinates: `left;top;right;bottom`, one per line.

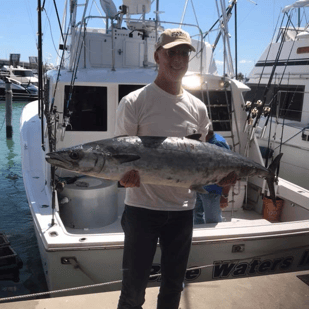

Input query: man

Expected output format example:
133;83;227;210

115;28;210;309
194;131;236;224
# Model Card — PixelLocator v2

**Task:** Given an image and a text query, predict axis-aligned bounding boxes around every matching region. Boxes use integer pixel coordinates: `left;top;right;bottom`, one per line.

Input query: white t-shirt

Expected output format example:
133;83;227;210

114;82;210;211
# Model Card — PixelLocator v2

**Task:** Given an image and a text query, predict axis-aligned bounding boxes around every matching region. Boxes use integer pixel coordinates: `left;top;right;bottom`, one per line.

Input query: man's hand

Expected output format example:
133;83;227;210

218;171;238;187
120;170;140;188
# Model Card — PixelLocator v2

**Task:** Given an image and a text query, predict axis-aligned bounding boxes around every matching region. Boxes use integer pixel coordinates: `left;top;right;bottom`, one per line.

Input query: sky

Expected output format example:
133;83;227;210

0;0;302;77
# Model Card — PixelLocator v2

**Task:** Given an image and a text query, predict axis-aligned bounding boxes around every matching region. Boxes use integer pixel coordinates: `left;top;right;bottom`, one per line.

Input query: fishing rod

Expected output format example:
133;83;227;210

203;0;236;42
257;8;302;137
38;0;44;151
254;8;307;173
207;0;237;52
244;12;284;128
245;11;293;133
37;0;57;226
64;0;90;124
53;0;65;43
234;0;237;77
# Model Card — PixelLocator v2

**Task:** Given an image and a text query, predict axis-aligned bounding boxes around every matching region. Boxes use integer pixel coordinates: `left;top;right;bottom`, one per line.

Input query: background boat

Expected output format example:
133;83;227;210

245;0;309;190
0;78;38;102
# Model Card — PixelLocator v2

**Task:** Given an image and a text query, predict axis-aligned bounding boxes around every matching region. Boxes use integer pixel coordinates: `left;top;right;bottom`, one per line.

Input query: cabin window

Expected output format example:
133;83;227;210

297;46;309;54
186;89;232;131
275;87;304;121
64;85;108;131
118;84;146;103
245;84;304;122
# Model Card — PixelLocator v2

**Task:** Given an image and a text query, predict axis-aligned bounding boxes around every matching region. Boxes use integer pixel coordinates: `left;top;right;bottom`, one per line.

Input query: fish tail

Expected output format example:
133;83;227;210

266;153;283;207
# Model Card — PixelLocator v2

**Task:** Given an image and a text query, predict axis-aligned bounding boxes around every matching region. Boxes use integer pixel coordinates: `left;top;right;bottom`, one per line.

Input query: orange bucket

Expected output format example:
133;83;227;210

263;196;284;222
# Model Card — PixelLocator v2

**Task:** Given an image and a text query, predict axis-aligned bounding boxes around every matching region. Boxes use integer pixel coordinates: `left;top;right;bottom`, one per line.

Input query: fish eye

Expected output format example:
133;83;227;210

69;152;79;160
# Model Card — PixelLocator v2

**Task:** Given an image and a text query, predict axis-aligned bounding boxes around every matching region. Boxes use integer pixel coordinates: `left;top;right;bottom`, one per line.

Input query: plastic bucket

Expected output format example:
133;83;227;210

262;196;284;222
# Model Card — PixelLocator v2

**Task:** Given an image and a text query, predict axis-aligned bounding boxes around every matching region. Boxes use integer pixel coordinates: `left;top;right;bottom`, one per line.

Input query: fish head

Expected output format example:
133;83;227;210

45;144;106;174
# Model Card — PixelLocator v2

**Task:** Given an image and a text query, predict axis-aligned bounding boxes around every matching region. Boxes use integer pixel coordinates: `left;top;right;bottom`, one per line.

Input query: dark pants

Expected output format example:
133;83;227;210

117;205;193;309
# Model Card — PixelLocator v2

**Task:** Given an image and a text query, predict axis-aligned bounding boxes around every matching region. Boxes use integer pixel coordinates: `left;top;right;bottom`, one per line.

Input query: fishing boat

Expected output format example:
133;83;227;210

245;0;309;190
19;0;309;297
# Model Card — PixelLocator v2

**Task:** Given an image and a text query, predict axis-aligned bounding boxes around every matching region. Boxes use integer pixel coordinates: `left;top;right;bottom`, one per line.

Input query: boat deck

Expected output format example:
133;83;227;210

62;204;267;235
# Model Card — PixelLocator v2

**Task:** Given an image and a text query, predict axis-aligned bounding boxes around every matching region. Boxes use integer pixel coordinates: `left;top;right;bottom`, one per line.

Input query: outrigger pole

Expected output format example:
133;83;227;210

38;0;45;151
37;0;57;226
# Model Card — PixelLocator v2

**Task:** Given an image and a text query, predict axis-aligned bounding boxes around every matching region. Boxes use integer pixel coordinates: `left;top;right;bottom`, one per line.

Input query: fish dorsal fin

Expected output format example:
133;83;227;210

140;136;167;148
112;154;140;164
114;135;129;138
185;134;202;141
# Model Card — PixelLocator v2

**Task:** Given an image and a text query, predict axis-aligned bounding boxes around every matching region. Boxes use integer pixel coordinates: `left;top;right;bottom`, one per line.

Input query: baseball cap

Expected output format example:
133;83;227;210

155;28;196;52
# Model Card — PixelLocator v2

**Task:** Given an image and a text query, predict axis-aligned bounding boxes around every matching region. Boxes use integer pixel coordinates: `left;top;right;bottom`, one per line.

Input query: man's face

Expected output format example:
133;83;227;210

155;45;191;82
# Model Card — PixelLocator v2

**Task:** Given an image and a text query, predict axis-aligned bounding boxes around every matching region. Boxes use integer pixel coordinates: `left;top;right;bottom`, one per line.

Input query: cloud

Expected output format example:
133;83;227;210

215;60;224;66
239;60;253;64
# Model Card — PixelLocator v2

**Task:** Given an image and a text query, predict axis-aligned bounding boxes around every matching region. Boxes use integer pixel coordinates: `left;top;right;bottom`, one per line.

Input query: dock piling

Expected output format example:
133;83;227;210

5;78;13;139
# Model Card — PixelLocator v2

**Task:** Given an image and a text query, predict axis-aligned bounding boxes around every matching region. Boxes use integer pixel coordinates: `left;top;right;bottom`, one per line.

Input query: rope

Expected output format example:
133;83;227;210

0;278;123;303
1;242;309;303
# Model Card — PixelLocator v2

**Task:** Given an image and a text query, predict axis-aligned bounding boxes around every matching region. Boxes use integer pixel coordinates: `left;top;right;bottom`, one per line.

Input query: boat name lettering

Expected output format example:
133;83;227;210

213;256;294;279
213;250;309;279
149;264;201;282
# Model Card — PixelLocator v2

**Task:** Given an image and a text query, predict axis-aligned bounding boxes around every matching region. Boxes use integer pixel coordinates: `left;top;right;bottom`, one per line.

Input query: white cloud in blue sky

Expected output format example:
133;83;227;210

239;60;253;64
215;60;224;66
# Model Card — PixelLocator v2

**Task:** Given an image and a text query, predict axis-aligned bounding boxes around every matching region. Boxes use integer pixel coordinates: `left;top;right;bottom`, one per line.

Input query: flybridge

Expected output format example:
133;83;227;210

62;0;213;73
68;27;212;73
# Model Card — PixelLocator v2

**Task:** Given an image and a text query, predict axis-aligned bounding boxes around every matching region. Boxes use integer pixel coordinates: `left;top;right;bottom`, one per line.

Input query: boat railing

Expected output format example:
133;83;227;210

67;13;205;74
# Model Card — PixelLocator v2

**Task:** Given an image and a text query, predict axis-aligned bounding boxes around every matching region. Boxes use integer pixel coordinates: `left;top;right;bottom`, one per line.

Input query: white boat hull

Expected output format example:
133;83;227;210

20;91;309;296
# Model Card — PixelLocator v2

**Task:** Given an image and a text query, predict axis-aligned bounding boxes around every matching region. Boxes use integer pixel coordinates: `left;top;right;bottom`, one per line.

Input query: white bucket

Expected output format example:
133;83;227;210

59;177;118;229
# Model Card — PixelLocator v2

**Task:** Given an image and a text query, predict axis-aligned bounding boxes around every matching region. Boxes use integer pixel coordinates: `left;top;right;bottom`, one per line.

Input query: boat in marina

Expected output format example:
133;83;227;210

0;76;38;102
2;65;38;87
19;0;309;297
245;0;309;190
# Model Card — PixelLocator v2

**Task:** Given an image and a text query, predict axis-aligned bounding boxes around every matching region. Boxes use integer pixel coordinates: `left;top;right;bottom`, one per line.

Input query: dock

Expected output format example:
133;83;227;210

0;233;23;283
1;270;309;308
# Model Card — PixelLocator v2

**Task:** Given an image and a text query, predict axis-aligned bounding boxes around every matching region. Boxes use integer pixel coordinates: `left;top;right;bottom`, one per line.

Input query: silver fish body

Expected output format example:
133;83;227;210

46;135;282;205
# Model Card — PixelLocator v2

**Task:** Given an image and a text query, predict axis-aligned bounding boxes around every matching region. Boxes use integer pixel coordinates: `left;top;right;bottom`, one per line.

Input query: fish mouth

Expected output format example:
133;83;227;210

45;152;73;169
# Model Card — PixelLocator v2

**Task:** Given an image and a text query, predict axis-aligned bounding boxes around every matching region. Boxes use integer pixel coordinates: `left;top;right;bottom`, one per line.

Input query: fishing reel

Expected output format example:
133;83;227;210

245;99;265;125
251;107;259;118
255;100;263;107
60;111;72;141
244;101;252;112
45;106;60;150
246;107;258;125
262;106;271;117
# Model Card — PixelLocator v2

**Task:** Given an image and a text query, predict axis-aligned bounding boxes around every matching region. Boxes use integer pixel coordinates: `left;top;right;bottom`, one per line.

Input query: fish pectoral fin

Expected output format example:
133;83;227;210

190;185;208;194
185;133;202;141
112;154;141;164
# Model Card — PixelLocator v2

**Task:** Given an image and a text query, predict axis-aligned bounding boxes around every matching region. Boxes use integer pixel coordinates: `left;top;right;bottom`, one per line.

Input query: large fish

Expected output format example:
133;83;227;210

46;135;282;206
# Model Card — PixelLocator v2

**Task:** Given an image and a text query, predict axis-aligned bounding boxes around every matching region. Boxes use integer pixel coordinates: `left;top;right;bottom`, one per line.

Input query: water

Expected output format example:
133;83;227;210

0;102;48;300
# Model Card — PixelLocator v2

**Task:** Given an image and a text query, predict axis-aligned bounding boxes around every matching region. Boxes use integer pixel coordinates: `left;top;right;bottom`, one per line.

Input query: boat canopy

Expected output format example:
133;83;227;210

283;0;309;12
